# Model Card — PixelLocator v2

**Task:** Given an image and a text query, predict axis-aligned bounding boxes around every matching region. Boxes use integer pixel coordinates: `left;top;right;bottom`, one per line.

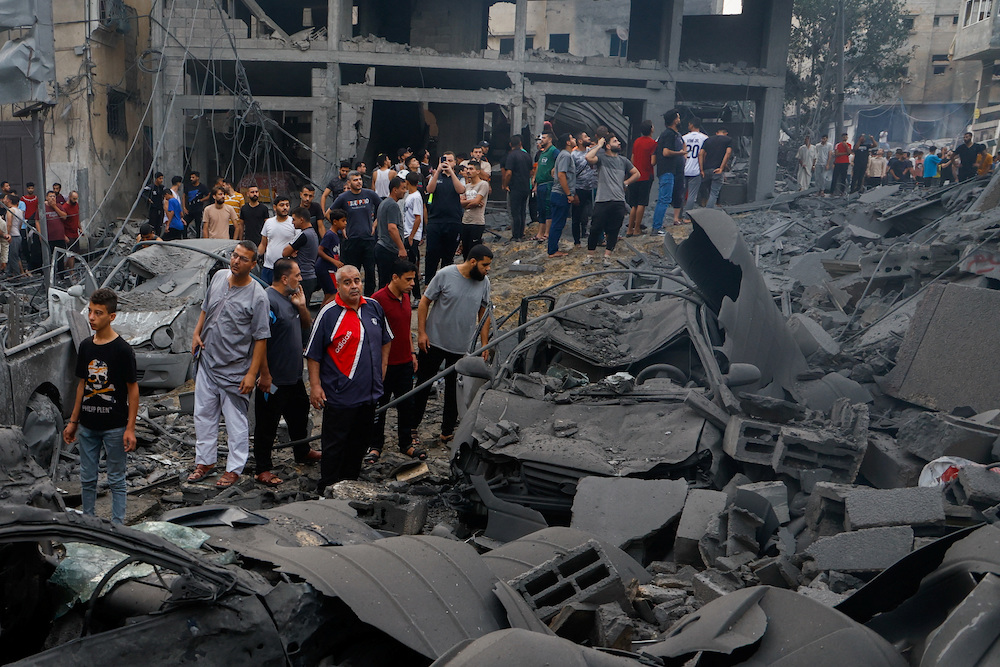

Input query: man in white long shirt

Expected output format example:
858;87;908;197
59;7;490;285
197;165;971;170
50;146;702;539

796;136;816;191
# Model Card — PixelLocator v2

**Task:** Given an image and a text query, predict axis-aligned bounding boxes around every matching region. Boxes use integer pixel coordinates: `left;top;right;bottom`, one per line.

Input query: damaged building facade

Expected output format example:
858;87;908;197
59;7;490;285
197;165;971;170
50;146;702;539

155;0;792;202
954;0;1000;145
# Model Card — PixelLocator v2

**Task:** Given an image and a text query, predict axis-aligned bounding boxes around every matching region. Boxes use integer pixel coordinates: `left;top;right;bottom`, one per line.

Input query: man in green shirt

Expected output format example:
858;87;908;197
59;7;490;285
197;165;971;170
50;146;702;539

532;131;558;241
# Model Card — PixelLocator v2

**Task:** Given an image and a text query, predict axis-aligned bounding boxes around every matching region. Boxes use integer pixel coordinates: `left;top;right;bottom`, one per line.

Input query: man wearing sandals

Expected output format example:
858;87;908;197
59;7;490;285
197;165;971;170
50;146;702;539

307;265;393;493
366;259;423;465
252;258;322;487
187;241;270;488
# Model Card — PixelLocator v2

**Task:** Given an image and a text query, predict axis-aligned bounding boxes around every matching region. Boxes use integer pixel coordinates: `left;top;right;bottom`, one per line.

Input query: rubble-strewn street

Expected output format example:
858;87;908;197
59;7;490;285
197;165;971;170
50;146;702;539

6;171;1000;664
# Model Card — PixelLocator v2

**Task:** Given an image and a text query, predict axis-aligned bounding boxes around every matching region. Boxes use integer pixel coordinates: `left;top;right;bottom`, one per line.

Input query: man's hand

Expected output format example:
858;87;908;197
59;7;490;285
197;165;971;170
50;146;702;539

62;422;78;444
714;167;723;175
256;370;273;393
412;356;418;372
289;287;305;310
191;332;204;353
418;331;430;352
310;384;326;409
482;349;490;361
397;248;407;258
239;371;256;395
123;428;137;453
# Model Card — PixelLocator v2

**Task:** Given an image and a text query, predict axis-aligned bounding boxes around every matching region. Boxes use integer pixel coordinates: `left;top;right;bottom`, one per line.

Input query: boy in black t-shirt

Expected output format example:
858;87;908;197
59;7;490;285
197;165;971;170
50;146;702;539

63;288;138;524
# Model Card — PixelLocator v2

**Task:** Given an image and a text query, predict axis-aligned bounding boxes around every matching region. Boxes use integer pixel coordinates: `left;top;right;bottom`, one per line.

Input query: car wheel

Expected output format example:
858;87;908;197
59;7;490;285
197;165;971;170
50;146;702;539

23;393;65;470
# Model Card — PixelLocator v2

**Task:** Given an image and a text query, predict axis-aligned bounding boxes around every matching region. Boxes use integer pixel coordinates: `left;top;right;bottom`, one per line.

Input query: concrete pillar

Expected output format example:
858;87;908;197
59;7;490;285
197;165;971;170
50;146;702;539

748;87;782;201
327;0;351;46
760;0;793;73
514;0;528;62
661;0;684;69
979;60;993;109
510;71;524;136
645;86;677;216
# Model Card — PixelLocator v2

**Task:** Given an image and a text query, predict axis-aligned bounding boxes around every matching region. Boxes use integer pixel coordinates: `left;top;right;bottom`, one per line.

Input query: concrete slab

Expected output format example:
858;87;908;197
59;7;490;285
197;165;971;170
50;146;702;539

674;489;728;566
805;526;914;572
843;487;945;530
953;466;1000;507
860;432;925;489
896;411;1000;463
570;477;688;557
884;283;1000;413
787;313;841;357
738;481;790;524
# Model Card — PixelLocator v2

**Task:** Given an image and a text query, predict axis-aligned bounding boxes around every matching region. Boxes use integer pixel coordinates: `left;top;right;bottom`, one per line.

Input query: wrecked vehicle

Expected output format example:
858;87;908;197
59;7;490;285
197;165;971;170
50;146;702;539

89;239;237;389
450;208;870;530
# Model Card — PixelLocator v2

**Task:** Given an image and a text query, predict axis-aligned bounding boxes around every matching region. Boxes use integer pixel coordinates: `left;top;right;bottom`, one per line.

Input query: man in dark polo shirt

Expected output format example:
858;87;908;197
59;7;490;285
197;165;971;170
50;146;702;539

306;264;392;493
330;171;381;295
423;151;466;286
367;259;421;464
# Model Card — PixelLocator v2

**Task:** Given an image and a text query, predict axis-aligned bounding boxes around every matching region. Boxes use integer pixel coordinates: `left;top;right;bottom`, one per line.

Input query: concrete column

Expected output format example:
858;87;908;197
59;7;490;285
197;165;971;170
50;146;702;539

158;60;187;179
534;92;546;135
760;0;793;73
327;0;351;47
510;71;524;136
979;60;993;109
645;86;677;214
748;87;782;202
661;0;684;68
514;0;528;62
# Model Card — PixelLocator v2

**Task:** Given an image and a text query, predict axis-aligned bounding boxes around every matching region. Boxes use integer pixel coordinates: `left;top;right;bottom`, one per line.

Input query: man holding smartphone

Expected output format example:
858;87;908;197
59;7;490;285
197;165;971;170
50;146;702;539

423;151;466;286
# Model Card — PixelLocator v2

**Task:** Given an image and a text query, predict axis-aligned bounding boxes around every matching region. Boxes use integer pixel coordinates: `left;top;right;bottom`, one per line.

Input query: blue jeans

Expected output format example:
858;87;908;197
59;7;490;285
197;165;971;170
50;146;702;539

652;172;675;231
78;425;127;524
548;189;571;255
260;266;273;285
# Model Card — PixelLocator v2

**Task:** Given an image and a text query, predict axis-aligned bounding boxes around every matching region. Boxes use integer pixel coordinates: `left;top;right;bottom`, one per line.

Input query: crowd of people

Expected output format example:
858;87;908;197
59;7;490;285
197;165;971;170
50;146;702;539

0;181;80;278
794;130;995;195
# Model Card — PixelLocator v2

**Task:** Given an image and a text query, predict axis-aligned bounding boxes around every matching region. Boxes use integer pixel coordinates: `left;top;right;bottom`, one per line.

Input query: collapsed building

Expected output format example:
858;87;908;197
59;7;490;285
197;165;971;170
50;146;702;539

154;0;792;203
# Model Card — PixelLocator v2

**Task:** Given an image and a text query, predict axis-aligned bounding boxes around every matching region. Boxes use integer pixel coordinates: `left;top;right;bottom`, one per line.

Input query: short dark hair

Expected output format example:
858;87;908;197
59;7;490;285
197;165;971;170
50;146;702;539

663;109;680;125
640;120;653;136
689;117;701;130
392;259;417;277
272;257;296;281
171;175;183;185
89;288;119;314
339;160;351;169
274;195;291;206
6;194;19;205
301;184;315;193
25;182;34;187
236;239;258;261
388;176;405;191
397;148;408;158
405;171;420;186
290;206;311;220
52;182;61;188
329;209;347;221
190;170;200;177
510;135;523;148
467;160;481;170
354;161;365;169
139;223;155;236
467;244;493;262
557;132;573;148
154;171;163;179
212;186;225;196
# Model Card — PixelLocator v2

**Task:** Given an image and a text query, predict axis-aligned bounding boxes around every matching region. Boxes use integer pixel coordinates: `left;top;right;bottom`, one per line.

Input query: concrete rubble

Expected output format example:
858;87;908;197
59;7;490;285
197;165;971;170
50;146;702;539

7;173;1000;663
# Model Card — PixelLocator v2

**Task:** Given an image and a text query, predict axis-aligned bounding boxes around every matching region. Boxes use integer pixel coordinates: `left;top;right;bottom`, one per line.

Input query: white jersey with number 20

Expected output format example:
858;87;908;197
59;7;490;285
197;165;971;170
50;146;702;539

683;131;709;177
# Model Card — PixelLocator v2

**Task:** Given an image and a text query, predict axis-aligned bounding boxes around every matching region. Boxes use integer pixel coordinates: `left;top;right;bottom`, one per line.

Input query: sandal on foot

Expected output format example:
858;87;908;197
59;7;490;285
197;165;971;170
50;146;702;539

216;471;239;488
439;433;455;444
255;471;283;486
403;445;427;460
187;463;215;482
363;448;381;465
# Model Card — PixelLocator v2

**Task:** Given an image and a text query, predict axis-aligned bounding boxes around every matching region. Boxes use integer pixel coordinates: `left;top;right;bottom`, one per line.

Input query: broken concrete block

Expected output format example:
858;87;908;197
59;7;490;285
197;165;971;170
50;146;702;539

692;569;742;605
725;506;765;557
637;585;687;607
796;584;848;607
860;432;925;489
351;494;428;535
884;283;1000;413
952;465;1000;507
509;541;629;622
804;482;857;536
774;425;866;483
798;468;834;493
508;263;545;274
673;489;728;566
683;391;730;430
738;481;790;524
752;555;801;588
723;416;781;466
788;313;841;357
594;602;633;650
652;597;688;629
797;373;873;414
737;393;807;423
571;477;688;561
716;551;756;572
805;526;913;572
843;487;945;530
896;412;1000;463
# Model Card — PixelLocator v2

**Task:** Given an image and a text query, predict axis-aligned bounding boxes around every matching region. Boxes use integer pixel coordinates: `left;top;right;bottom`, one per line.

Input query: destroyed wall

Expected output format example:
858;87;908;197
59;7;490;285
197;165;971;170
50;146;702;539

409;0;488;55
487;0;630;57
0;0;154;233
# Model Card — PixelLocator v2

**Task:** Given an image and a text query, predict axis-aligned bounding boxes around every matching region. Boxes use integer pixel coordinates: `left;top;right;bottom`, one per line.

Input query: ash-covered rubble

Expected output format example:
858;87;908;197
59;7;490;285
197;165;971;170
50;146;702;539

10;174;1000;664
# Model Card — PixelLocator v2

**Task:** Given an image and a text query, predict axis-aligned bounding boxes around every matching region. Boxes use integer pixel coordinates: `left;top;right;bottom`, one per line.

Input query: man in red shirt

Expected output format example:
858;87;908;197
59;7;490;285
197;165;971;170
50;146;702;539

627;120;657;237
63;190;81;270
366;259;422;464
43;190;67;276
831;133;852;196
20;182;40;271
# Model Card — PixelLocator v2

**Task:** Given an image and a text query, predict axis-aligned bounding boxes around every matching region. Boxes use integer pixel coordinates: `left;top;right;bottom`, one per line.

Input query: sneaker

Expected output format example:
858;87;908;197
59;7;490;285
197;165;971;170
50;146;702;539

656;230;666;236
602;256;611;267
582;256;594;265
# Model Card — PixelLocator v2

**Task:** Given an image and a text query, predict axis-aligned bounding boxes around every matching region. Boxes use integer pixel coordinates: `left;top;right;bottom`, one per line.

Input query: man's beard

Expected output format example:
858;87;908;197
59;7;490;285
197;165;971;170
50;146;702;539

606;146;620;155
469;265;486;281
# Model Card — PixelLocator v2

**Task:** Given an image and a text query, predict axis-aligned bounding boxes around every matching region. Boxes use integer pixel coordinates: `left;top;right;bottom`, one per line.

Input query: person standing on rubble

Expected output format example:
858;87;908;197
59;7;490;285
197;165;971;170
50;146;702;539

585;133;640;265
184;171;211;238
850;134;873;194
330;170;381;295
830;133;852;196
700;128;733;208
201;187;238;240
411;245;492;446
240;186;269;245
187;240;270;489
322;161;352;213
258;196;295;285
307;264;392;493
814;135;833;196
424;152;466;286
572;131;597;245
546;134;578;258
43;190;67;277
283;206;321;309
954;132;986;182
252;258;320;487
63;288;138;525
652;109;687;233
4;193;25;276
502;135;532;241
796;136;816;191
143;173;166;236
163;189;185;241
